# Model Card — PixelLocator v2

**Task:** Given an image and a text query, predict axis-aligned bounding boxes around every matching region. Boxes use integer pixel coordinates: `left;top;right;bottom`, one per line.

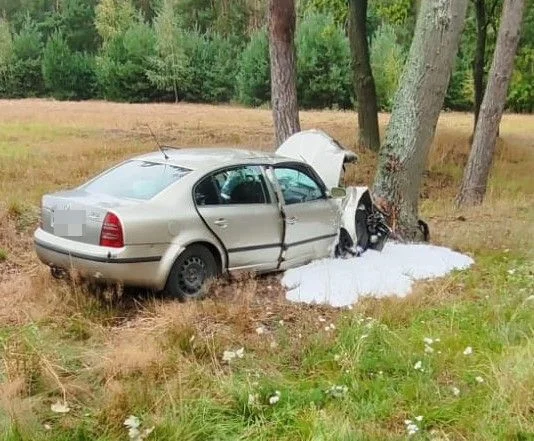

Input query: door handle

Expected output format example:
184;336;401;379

287;216;298;225
214;218;228;228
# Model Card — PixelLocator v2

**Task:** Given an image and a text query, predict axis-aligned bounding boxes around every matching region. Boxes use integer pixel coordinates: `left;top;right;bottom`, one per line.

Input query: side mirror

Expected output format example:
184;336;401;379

329;187;346;199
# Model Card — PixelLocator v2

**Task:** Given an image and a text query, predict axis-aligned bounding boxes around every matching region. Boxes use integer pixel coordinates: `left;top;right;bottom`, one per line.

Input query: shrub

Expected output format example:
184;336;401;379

10;18;45;97
370;24;406;111
296;12;352;109
96;20;156;102
42;31;96;100
181;31;238;103
507;47;534;113
236;28;270;106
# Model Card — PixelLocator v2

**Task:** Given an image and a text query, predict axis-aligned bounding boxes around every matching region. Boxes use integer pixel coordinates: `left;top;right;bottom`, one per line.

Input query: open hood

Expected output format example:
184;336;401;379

275;130;357;188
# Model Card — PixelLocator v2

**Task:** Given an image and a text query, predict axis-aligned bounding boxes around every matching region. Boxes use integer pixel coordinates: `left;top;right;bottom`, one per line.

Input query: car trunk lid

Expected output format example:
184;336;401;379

41;189;138;246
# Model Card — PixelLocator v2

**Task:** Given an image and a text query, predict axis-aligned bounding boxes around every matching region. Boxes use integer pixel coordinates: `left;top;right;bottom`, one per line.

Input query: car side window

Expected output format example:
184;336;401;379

274;167;325;205
194;166;269;205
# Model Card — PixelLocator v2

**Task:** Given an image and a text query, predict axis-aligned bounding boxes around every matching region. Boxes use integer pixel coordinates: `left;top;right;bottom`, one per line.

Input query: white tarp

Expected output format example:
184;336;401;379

275;129;357;189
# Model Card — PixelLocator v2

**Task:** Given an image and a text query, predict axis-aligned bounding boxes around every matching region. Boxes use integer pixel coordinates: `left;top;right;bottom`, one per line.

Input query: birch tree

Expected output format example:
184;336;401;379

457;0;525;206
147;0;186;103
373;0;468;239
268;0;300;146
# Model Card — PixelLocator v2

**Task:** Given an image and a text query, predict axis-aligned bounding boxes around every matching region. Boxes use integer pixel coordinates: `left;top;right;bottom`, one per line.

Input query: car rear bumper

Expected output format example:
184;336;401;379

34;228;166;289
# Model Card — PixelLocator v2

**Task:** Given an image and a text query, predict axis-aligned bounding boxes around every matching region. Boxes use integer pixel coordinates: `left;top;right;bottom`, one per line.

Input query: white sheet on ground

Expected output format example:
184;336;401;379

283;242;474;307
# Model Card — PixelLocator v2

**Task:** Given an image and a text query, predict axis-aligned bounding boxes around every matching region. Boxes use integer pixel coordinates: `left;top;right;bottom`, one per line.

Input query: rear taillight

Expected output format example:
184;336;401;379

99;212;124;248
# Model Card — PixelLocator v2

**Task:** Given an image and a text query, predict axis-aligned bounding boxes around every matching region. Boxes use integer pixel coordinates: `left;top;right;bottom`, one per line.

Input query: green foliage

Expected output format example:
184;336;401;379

299;0;348;27
296;12;353;109
94;0;136;43
96;19;156;101
42;31;95;100
236;28;270;106
146;0;187;101
370;24;406;111
181;31;238;103
0;18;14;97
59;0;100;52
10;18;45;97
508;47;534;113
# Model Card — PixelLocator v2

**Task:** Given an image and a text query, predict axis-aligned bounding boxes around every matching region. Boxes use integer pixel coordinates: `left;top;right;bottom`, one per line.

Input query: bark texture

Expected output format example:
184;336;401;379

457;0;524;206
268;0;300;147
372;0;468;240
348;0;380;152
473;0;487;127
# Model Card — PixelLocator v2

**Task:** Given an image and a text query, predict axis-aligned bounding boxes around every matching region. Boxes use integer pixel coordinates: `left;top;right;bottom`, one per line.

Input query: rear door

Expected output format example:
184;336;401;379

194;165;283;271
271;164;339;267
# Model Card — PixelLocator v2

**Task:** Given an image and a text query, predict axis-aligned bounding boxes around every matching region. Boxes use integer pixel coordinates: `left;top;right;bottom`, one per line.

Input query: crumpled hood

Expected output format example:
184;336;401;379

275;129;357;188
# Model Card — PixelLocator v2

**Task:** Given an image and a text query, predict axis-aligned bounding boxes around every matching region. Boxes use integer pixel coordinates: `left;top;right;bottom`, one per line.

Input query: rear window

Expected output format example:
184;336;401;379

83;160;190;200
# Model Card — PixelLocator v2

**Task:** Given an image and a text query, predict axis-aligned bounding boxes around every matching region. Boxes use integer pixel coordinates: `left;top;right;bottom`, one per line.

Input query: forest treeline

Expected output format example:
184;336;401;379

0;0;532;112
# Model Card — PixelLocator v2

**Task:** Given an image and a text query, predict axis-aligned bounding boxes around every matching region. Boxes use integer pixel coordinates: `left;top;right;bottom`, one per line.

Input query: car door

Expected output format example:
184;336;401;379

271;164;340;268
194;165;283;272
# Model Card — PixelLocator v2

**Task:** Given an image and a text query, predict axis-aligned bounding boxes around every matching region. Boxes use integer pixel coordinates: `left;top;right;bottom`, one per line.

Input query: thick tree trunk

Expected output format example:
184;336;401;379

372;0;468;240
348;0;380;152
457;0;524;207
473;0;487;128
268;0;300;147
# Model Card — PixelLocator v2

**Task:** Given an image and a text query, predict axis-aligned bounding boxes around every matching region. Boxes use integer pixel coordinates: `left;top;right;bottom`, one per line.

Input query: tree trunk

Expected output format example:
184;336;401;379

348;0;380;152
268;0;300;147
473;0;487;128
456;0;524;207
372;0;468;240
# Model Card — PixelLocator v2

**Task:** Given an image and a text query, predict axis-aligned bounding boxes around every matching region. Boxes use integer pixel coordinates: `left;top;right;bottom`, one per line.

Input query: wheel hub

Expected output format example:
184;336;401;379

178;256;207;295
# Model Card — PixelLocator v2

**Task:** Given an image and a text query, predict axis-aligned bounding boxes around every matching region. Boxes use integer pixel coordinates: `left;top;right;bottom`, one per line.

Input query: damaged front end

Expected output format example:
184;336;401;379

276;129;390;258
336;187;390;257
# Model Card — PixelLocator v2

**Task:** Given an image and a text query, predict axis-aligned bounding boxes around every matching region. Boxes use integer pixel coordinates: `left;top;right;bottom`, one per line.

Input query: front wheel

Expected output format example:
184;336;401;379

164;245;218;302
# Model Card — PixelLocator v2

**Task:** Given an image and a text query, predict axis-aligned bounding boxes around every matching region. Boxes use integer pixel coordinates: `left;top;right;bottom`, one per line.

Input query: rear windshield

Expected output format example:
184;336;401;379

83;160;190;200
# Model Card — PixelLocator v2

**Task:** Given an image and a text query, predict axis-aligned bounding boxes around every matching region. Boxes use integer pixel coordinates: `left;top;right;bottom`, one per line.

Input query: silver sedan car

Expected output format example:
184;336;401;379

34;130;387;300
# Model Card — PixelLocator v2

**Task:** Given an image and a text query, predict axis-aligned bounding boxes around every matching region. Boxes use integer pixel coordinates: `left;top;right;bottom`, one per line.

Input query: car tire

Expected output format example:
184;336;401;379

165;244;218;302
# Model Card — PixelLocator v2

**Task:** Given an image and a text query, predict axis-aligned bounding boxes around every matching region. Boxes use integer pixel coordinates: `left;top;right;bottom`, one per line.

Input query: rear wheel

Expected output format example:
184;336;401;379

165;245;218;301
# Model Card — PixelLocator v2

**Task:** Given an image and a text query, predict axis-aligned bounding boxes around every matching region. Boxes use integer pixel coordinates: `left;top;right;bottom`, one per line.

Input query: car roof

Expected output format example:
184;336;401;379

132;147;295;171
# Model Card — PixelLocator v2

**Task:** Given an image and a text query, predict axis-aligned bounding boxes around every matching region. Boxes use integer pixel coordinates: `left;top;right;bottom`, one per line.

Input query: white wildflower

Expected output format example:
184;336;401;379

525;295;534;302
404;419;420;436
507;269;516;275
255;326;265;335
414;360;423;371
278;320;284;326
334;354;341;361
326;385;348;398
124;416;154;441
463;346;473;356
329;323;336;330
268;391;281;405
51;401;70;414
424;345;434;354
270;340;278;349
423;337;434;345
44;423;52;430
451;386;460;396
415;415;424;422
222;347;245;363
435;338;441;342
318;316;326;322
475;376;484;384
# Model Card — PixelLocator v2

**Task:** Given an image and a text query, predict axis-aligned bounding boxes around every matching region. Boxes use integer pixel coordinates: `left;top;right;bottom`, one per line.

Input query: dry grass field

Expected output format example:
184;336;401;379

0;99;533;440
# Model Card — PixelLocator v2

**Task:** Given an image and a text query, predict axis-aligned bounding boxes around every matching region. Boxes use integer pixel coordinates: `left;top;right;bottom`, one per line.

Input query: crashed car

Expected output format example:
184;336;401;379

34;129;388;300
